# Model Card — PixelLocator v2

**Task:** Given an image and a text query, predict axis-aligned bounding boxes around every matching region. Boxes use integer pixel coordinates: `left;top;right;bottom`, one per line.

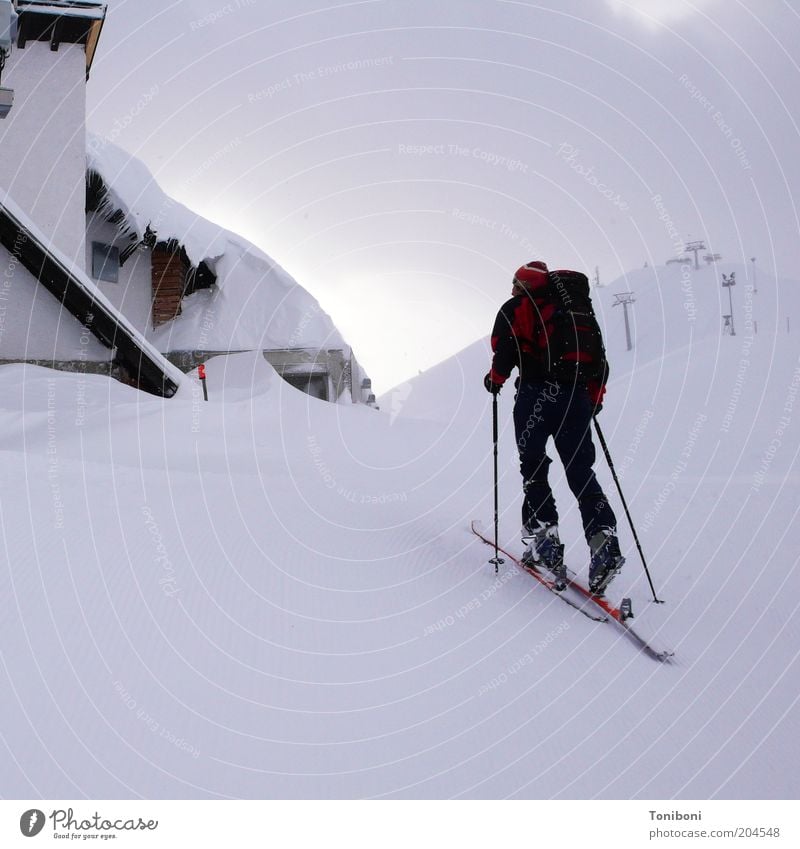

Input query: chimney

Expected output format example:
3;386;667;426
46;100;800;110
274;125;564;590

0;1;106;269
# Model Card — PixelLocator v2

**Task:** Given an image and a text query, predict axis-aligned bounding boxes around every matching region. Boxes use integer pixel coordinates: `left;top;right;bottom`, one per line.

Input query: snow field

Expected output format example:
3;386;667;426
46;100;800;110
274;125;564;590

1;261;799;798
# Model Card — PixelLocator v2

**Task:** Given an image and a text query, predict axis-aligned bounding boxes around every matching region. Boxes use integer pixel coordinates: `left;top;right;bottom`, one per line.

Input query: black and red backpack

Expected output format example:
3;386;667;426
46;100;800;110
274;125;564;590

540;269;608;382
513;264;608;384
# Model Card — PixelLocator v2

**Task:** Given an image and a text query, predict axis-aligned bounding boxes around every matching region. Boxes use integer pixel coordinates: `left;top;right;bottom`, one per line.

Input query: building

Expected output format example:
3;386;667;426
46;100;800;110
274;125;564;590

85;144;371;403
0;0;181;396
1;0;371;403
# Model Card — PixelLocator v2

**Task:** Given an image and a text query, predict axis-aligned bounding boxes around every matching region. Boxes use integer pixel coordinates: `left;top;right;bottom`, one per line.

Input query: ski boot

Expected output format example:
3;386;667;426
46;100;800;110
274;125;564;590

588;528;624;596
522;524;567;591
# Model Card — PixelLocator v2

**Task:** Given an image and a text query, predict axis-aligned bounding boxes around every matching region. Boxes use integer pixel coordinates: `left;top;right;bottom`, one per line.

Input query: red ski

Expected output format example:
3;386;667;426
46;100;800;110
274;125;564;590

471;521;674;663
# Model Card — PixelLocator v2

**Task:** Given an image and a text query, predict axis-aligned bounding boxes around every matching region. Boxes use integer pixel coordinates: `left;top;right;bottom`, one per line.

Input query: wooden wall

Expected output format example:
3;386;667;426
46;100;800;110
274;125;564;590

151;244;188;327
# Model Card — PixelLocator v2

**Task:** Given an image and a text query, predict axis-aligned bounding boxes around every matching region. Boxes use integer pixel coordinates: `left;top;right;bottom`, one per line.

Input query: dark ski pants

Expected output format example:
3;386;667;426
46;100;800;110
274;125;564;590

513;379;616;541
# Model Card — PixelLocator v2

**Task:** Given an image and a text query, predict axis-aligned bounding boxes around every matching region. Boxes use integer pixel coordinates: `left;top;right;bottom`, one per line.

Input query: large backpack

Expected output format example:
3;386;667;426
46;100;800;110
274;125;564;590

539;269;608;383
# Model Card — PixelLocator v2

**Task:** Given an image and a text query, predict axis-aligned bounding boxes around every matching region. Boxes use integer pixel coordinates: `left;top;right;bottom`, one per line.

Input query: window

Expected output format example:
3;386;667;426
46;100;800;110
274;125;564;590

92;242;120;283
282;372;329;401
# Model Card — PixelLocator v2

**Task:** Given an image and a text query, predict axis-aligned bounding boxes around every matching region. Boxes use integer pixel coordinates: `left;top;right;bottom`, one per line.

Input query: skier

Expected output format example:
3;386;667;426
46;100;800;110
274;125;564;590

483;260;624;595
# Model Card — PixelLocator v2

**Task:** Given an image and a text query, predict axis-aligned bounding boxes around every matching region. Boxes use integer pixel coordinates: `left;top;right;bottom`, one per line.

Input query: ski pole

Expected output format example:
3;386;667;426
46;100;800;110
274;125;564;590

593;416;663;603
490;393;504;573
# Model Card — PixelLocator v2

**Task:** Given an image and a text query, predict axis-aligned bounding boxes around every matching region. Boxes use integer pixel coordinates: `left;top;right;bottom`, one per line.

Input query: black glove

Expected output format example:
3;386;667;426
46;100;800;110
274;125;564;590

484;373;502;395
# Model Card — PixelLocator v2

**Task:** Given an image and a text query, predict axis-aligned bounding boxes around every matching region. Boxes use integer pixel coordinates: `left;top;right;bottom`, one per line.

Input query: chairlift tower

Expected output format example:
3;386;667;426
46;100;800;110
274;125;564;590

722;272;736;336
685;240;706;271
613;292;635;351
751;256;758;293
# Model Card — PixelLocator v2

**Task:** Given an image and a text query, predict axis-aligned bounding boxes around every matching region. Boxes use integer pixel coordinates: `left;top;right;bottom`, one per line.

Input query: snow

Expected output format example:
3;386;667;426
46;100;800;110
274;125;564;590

87;136;344;353
1;261;799;799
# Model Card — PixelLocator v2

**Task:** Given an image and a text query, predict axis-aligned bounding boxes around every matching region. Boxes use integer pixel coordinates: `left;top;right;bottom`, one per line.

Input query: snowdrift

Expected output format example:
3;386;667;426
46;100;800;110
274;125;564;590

1;260;799;799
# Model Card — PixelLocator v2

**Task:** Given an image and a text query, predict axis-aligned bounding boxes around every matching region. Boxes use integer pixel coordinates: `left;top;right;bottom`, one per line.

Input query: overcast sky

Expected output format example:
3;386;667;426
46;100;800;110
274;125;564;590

87;0;800;392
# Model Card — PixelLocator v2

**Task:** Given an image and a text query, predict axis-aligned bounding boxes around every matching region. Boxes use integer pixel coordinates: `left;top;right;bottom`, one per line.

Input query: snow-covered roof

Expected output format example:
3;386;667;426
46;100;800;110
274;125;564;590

1;191;183;395
16;1;105;20
15;0;106;74
87;135;345;355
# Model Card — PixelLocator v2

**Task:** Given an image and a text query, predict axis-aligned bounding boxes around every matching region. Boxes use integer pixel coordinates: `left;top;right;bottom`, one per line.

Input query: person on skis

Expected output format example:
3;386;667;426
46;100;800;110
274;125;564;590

483;260;624;595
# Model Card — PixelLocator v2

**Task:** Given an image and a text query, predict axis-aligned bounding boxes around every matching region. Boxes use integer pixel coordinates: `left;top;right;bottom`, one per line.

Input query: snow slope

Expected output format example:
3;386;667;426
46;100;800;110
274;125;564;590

1;261;799;799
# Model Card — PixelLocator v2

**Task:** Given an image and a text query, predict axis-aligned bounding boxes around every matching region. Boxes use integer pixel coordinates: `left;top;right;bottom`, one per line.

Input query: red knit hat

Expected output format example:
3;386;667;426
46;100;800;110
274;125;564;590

513;260;549;290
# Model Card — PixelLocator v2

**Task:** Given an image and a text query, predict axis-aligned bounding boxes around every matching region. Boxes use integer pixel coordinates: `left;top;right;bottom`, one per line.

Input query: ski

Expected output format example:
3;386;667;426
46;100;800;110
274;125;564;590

471;521;607;622
561;571;675;663
471;521;675;662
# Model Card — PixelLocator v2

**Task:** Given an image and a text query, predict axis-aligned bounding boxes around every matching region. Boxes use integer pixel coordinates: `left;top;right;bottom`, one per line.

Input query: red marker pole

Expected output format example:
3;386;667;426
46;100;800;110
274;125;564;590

198;363;208;401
